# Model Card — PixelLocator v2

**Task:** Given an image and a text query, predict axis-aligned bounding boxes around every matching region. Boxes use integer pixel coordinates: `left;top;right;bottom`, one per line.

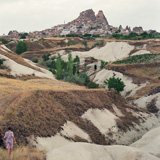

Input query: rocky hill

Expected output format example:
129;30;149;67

7;9;147;38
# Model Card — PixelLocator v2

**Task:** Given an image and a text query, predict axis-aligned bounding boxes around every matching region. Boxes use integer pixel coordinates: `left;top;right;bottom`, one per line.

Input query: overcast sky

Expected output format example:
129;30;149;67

0;0;160;35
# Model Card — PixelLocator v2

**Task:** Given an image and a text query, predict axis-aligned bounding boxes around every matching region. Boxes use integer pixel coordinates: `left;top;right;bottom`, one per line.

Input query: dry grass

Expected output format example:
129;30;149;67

129;82;160;100
0;76;141;145
0;77;86;95
0;47;41;72
147;41;160;54
0;146;45;160
106;63;160;84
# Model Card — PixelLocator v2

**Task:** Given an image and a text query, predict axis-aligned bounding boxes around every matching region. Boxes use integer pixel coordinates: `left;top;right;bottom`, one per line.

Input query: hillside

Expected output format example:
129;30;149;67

1;38;160;160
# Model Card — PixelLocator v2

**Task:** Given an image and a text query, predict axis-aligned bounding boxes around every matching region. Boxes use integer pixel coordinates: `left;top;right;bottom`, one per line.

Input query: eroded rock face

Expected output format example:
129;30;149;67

64;9;109;35
8;30;19;38
96;10;109;25
132;27;144;34
78;9;96;21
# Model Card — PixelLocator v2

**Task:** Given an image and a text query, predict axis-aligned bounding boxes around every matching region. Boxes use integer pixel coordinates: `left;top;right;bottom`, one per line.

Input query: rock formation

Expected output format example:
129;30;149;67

132;26;144;34
7;9;146;38
8;30;19;38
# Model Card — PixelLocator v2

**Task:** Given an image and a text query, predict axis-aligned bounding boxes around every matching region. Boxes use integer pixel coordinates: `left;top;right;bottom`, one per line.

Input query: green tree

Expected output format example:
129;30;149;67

67;41;71;46
73;55;80;74
0;59;3;66
56;54;62;79
100;60;108;69
0;38;9;44
15;41;28;54
104;76;125;93
67;53;73;75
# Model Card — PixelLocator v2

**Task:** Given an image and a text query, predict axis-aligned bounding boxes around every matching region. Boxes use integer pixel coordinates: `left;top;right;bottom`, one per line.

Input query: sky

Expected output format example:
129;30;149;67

0;0;160;35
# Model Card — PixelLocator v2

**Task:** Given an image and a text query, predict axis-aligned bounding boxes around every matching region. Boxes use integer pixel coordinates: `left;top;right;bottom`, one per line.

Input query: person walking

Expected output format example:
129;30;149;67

4;127;17;156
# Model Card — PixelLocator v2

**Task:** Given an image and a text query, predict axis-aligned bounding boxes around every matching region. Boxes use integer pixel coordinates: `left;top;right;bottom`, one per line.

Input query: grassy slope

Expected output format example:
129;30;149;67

0;77;143;145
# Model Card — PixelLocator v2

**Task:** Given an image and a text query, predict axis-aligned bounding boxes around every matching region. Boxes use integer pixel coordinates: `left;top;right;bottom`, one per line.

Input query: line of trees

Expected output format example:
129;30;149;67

112;31;160;40
49;53;99;88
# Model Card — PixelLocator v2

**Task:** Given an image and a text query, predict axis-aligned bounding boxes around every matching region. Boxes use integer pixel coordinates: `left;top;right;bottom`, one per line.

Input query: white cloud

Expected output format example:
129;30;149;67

0;0;160;35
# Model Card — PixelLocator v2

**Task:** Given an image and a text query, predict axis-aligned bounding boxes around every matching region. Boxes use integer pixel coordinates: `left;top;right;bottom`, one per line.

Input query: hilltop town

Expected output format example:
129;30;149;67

7;9;150;39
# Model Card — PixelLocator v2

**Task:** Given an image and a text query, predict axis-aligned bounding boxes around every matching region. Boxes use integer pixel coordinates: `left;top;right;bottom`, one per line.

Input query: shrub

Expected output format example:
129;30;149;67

90;57;95;60
0;38;9;44
50;55;57;60
42;53;51;61
100;60;108;69
67;41;71;46
104;76;125;93
49;68;56;74
15;41;28;54
63;74;86;85
61;72;90;86
0;59;3;66
31;57;38;63
46;60;56;68
38;60;46;66
92;40;105;48
79;72;90;85
87;81;99;89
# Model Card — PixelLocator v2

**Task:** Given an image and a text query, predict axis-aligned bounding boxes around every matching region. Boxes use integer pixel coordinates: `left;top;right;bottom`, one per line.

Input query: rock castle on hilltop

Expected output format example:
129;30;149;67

8;9;144;38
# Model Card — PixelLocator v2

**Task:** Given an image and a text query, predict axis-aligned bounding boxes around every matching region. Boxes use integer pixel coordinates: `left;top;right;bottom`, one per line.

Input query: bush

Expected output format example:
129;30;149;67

79;72;90;85
100;60;108;69
92;40;105;48
0;38;9;44
42;53;51;61
46;60;56;68
104;76;125;93
63;75;85;85
31;57;38;63
15;41;28;54
38;60;46;66
67;41;71;46
87;81;99;89
0;59;3;66
90;57;95;60
61;72;90;86
50;55;57;60
49;68;56;74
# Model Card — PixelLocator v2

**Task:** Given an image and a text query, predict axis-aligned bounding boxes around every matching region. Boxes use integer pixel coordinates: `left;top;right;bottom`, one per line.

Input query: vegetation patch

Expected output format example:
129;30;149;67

0;59;3;66
113;54;160;64
15;41;28;55
112;31;160;40
0;38;9;44
92;40;105;48
104;76;125;93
